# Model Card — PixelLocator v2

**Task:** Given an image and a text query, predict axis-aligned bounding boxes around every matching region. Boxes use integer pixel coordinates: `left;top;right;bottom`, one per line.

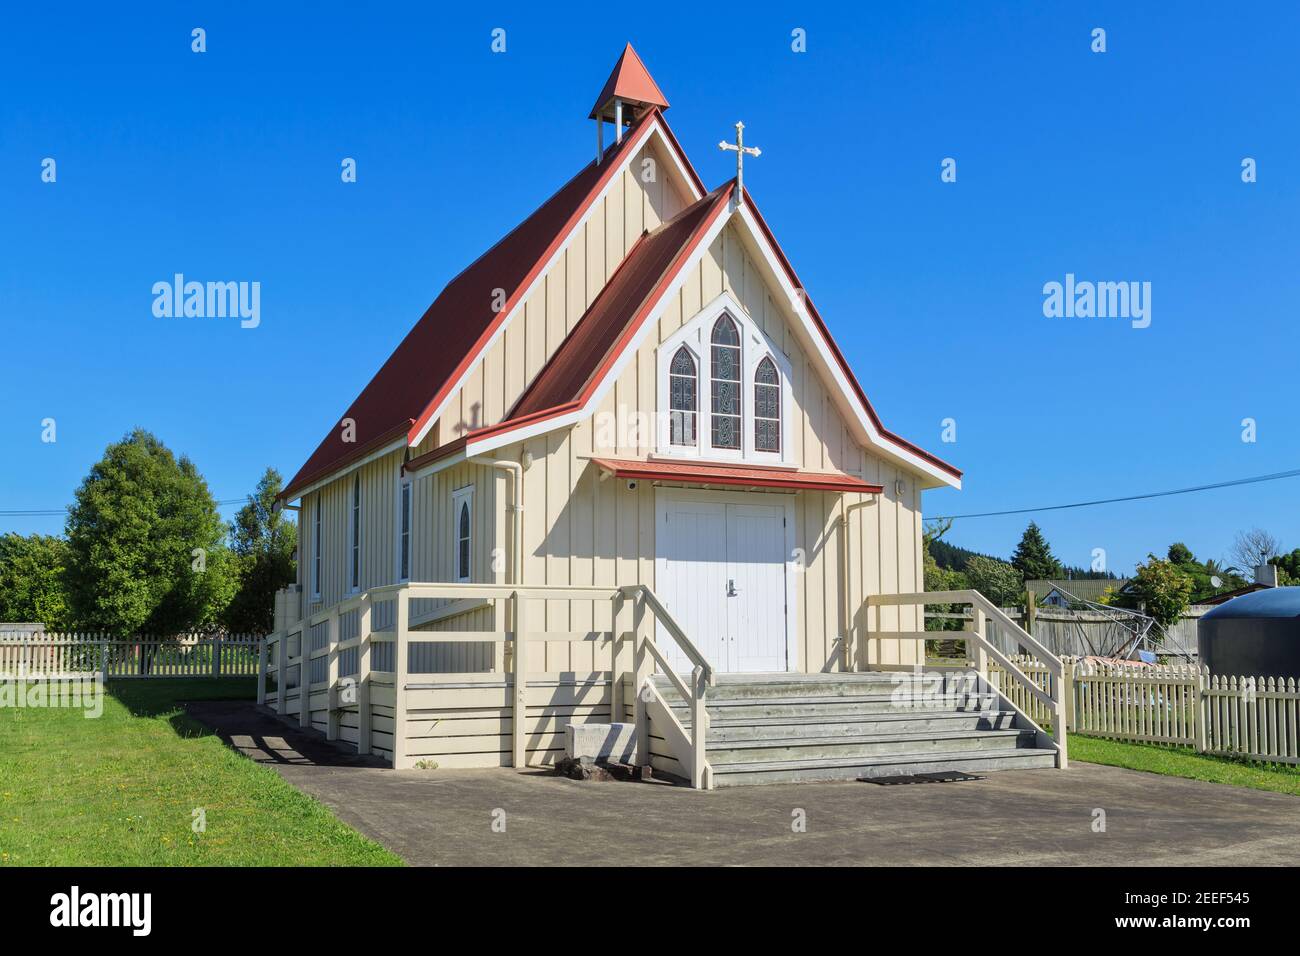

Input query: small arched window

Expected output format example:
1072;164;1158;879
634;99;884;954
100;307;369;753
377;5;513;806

710;316;741;449
457;500;471;582
754;356;781;453
668;347;697;445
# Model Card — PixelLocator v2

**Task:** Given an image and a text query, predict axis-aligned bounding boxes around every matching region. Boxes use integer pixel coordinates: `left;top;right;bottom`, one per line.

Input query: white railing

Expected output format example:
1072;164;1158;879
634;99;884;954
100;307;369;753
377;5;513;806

263;580;716;788
0;634;263;680
866;590;1069;768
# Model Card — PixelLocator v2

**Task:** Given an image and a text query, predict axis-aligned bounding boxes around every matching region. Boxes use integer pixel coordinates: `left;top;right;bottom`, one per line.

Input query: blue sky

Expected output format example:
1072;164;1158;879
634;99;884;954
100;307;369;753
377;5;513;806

2;2;1297;575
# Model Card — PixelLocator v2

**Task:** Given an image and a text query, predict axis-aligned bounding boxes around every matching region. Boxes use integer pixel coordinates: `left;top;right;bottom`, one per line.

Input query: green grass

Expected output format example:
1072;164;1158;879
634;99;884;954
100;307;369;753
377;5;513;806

0;678;403;866
1070;734;1300;796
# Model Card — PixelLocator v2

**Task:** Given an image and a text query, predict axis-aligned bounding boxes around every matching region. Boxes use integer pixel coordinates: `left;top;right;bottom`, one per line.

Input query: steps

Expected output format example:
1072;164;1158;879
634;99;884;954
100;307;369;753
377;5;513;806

652;672;1059;787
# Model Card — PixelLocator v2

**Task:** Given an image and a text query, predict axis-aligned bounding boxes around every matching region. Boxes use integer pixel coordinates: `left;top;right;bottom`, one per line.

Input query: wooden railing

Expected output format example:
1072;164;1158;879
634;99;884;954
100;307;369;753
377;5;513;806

262;580;716;787
866;590;1069;768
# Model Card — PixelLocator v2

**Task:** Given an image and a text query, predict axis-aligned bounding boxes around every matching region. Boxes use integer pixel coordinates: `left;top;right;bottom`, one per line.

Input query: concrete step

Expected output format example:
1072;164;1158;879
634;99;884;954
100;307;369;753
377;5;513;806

710;747;1059;787
705;709;1021;741
707;728;1036;765
654;672;978;702
668;693;1000;722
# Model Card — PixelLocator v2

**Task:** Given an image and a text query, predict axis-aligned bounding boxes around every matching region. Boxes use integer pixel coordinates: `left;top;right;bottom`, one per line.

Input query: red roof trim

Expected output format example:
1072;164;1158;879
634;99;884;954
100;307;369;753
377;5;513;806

740;187;962;480
588;43;670;119
590;457;883;494
404;110;673;450
403;435;468;475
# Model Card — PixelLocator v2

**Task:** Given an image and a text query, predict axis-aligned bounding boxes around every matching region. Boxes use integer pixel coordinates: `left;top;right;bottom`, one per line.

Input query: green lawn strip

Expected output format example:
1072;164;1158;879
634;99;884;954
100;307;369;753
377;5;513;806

1069;734;1300;797
0;678;403;866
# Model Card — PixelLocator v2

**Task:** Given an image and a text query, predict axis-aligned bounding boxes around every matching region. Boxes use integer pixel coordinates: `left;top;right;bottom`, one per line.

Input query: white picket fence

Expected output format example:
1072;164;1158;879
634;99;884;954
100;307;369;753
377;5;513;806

0;634;263;680
990;656;1300;765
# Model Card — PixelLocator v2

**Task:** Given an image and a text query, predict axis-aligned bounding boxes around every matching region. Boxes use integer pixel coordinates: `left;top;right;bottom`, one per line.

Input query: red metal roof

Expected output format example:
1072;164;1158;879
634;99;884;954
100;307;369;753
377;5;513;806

589;44;670;119
282;110;675;501
589;458;884;494
507;183;733;423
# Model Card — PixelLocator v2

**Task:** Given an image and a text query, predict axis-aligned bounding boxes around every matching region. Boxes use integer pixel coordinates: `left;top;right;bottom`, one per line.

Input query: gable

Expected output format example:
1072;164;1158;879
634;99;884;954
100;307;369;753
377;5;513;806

282;110;701;501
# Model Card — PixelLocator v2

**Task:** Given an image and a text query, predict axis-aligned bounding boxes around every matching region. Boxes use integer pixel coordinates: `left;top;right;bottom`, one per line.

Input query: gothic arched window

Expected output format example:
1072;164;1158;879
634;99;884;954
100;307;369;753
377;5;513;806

668;347;697;446
754;356;781;453
710;316;741;449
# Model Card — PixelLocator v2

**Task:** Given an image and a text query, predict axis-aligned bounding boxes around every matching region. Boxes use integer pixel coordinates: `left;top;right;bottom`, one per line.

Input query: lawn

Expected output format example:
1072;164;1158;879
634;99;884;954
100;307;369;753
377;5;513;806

0;678;403;866
1070;734;1300;797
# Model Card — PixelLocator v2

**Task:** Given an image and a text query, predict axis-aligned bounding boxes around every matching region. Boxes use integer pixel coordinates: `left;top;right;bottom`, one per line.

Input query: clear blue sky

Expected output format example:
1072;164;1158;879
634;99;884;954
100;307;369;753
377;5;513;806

2;2;1297;575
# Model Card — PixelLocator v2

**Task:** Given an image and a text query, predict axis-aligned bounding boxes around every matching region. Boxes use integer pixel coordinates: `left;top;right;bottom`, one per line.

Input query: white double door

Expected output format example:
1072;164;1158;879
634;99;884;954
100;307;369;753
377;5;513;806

656;491;793;674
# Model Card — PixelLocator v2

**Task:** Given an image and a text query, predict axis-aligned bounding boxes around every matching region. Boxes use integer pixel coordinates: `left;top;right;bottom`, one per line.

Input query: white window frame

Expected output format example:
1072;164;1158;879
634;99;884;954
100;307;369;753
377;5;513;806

311;496;322;600
451;485;475;584
396;474;412;583
655;291;793;465
346;474;362;594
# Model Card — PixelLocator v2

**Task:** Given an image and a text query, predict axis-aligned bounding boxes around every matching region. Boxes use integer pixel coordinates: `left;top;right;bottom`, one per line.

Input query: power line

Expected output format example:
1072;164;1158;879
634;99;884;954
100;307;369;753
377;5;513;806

0;497;250;518
930;468;1300;521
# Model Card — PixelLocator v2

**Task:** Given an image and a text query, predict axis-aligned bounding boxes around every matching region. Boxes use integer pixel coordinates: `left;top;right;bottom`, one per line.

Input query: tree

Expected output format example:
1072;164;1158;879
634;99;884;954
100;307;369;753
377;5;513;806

1166;542;1194;565
0;534;71;628
1129;554;1193;634
963;555;1023;607
1230;528;1281;571
222;468;297;634
64;429;234;635
1010;521;1063;582
1270;549;1300;586
923;519;968;633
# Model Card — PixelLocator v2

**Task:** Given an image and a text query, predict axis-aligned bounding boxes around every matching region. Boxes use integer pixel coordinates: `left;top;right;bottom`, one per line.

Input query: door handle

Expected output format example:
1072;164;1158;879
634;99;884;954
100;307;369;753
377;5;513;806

727;579;738;597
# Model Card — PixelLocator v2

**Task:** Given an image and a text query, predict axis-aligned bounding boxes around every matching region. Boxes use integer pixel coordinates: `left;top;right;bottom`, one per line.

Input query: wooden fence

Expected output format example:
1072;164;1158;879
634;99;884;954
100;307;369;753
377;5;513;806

0;634;262;680
988;656;1300;765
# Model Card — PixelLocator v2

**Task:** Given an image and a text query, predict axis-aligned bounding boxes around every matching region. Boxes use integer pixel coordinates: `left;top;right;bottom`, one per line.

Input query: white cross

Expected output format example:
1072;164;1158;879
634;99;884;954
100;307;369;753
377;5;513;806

718;121;760;206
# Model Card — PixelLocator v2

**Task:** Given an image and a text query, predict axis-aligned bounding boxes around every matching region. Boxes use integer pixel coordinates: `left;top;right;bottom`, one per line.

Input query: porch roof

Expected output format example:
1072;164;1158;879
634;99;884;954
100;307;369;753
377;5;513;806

588;457;883;493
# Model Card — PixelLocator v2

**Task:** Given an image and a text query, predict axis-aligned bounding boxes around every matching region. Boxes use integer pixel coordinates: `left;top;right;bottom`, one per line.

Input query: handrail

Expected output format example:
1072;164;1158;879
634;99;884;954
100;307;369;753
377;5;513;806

621;584;715;687
866;589;1069;768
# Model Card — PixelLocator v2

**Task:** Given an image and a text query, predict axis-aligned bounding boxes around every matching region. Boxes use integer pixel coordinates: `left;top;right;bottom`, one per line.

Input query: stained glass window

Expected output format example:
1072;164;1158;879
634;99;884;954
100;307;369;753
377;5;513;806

457;501;471;582
669;347;697;445
754;356;781;453
710;316;741;449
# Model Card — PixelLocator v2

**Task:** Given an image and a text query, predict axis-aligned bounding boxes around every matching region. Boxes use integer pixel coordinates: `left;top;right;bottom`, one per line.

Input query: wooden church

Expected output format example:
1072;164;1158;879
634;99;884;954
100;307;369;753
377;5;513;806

264;45;1067;787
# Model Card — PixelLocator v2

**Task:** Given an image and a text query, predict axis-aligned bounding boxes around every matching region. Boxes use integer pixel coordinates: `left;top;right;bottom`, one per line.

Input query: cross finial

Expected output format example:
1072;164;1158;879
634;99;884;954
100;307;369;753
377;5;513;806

718;121;760;208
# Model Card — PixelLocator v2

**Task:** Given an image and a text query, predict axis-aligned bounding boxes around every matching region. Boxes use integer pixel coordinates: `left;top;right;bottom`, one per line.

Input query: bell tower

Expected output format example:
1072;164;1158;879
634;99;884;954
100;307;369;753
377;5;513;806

590;43;670;163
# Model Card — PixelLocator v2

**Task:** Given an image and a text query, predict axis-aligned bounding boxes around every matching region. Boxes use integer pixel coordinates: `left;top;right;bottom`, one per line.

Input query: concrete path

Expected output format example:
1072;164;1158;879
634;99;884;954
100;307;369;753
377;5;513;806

188;701;1300;867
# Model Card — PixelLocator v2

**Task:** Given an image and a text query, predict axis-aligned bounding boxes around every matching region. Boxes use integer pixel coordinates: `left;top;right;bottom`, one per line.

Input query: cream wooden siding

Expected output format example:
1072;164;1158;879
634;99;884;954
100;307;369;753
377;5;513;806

301;448;404;615
434;139;691;439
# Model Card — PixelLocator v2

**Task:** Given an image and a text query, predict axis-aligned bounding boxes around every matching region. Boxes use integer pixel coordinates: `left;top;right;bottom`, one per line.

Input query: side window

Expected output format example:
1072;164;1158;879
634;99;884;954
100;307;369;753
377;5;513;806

668;346;698;446
348;474;361;592
754;356;781;453
398;478;411;583
311;496;322;599
452;486;474;583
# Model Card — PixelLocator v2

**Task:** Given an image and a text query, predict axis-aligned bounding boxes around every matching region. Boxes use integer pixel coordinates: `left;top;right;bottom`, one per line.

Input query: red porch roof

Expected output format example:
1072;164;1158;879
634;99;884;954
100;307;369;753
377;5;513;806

588;458;883;494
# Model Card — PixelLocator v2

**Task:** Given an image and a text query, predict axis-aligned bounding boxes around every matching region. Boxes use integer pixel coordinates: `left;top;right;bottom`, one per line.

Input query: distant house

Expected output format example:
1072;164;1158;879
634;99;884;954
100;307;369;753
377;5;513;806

1027;579;1129;608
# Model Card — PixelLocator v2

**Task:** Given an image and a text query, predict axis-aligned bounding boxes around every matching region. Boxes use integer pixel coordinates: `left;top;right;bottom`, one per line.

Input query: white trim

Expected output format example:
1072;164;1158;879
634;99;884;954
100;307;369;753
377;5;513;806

654;487;798;674
732;203;961;489
405;447;468;482
451;485;475;584
284;438;406;504
653;290;793;466
409;119;703;450
395;472;412;584
467;199;961;490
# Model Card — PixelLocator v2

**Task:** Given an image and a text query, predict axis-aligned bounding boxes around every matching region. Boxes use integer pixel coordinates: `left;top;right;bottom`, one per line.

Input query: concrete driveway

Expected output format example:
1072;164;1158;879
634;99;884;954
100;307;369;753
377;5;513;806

188;701;1300;867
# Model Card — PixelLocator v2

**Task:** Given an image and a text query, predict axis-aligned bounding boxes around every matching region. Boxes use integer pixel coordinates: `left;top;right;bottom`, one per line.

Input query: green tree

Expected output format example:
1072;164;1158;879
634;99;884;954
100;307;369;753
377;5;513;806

64;429;234;635
1129;554;1194;634
223;468;297;634
1010;521;1063;582
0;533;71;628
923;519;969;633
1270;549;1300;586
964;554;1024;607
1166;542;1194;565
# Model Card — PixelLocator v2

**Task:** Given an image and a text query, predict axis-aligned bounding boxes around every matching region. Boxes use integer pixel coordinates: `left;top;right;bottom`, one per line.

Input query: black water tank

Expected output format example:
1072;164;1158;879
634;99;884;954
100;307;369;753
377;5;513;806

1198;587;1300;678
